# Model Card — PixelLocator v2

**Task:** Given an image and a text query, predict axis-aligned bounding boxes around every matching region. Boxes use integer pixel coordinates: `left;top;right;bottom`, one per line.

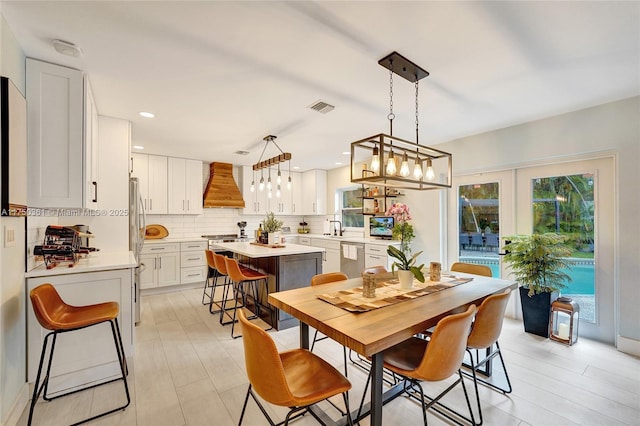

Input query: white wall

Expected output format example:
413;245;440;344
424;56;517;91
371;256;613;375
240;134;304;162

0;11;28;426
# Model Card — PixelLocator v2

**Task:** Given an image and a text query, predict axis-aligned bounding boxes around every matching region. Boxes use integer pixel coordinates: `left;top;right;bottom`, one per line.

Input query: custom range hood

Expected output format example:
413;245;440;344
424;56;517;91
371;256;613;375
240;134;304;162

203;162;245;208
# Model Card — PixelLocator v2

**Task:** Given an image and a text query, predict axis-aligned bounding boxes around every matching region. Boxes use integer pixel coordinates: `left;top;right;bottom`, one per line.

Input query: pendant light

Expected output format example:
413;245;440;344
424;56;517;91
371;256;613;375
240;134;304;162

259;170;265;191
250;171;256;192
350;51;452;191
252;135;293;192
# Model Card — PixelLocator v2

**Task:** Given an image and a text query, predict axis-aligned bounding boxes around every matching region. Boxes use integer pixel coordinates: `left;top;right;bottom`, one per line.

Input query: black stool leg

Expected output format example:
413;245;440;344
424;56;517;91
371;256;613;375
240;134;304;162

28;331;54;426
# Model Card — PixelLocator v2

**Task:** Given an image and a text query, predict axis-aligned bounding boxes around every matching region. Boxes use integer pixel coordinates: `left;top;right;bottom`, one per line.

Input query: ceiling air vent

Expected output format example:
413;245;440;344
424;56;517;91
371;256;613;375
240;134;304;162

308;100;335;114
234;150;250;155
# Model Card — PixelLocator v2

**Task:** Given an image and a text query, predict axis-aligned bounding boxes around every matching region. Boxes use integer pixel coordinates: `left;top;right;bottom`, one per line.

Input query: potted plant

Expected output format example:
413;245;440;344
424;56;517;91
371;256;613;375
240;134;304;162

502;233;572;337
387;245;425;288
262;212;283;245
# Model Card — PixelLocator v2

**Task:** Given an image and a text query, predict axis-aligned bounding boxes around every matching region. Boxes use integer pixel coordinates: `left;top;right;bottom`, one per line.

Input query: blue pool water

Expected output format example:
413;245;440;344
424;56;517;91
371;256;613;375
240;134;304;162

462;259;595;295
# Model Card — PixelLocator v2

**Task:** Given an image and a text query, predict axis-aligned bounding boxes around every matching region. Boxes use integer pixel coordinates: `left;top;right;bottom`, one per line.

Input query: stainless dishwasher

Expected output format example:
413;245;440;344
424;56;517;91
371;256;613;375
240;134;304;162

340;242;365;279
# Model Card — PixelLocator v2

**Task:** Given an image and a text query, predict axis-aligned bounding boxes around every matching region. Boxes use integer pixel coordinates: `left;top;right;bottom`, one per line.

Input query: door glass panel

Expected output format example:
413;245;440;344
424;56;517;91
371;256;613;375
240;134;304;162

532;174;595;323
458;182;500;277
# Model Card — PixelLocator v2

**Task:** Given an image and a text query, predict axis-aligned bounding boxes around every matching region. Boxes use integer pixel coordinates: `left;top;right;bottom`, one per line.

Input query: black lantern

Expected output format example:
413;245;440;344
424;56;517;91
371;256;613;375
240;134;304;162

549;296;580;345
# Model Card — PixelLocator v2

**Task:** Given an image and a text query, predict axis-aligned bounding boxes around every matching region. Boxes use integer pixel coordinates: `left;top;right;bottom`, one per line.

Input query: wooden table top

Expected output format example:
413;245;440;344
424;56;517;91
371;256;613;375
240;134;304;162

268;272;517;357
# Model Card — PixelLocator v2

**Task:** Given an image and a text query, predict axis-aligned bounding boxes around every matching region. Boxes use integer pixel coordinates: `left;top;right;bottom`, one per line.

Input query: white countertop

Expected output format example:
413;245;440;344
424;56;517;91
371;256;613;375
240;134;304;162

26;251;137;278
295;234;400;246
213;241;324;258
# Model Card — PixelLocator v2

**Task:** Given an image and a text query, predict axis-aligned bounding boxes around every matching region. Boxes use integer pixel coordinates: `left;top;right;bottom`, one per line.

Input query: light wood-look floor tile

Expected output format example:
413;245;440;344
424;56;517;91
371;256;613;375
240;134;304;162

17;286;640;426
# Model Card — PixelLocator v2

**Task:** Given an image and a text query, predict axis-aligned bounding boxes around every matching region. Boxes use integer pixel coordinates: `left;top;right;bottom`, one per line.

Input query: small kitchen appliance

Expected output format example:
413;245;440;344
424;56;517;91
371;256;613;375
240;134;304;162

237;221;247;238
34;225;98;269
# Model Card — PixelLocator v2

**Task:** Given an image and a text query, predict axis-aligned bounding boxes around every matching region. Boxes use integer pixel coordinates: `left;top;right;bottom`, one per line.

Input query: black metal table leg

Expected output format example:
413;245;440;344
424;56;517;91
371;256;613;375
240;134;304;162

370;352;383;426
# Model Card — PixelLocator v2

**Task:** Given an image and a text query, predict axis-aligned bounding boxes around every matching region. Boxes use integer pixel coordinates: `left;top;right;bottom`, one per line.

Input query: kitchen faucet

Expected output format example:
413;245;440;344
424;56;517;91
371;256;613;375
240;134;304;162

329;220;343;236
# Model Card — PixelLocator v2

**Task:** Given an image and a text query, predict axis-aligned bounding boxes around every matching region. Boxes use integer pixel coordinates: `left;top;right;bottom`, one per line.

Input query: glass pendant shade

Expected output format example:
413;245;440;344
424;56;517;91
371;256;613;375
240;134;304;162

287;176;292;190
425;158;435;181
371;145;380;172
276;185;281;198
277;170;282;185
399;152;410;177
268;189;272;198
267;175;272;190
250;180;255;192
259;176;265;191
386;150;397;175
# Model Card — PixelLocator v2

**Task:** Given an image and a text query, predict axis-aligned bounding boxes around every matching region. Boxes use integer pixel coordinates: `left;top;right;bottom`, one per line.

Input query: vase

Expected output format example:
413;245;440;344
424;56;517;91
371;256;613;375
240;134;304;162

268;232;280;245
398;270;413;289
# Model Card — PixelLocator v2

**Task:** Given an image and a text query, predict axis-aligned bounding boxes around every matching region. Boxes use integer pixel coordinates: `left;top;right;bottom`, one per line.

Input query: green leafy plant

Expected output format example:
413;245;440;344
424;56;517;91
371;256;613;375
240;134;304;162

387;245;425;283
502;233;572;297
262;212;283;233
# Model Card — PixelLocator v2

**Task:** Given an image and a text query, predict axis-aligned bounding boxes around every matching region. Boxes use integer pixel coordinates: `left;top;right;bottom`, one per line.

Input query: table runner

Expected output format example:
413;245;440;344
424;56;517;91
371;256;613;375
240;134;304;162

317;275;473;313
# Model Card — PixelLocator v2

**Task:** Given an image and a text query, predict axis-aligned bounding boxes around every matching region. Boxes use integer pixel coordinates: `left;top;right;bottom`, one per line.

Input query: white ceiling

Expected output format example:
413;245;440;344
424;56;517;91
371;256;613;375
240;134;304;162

2;1;639;172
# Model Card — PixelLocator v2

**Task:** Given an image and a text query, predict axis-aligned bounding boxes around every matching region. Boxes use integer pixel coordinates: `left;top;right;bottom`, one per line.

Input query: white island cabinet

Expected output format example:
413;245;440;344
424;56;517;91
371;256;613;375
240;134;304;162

25;252;136;396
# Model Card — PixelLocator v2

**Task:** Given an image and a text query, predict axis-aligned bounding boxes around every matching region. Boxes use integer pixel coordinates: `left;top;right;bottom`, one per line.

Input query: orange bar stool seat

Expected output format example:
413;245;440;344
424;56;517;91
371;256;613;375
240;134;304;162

28;283;130;426
222;257;273;339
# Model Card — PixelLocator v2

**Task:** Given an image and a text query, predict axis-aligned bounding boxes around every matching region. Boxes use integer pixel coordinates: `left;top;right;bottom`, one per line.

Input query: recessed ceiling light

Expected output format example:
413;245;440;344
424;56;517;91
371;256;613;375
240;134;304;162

336;162;343;165
293;166;300;170
139;112;155;118
342;151;350;155
133;145;144;150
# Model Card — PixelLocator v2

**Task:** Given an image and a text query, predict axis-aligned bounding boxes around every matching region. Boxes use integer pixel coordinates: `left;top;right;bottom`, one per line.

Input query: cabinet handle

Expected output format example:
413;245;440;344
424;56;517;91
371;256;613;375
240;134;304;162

151;247;163;251
188;257;199;261
187;273;199;277
92;181;98;203
150;199;153;211
144;199;147;210
182;200;185;211
257;202;260;212
130;157;134;174
159;257;162;269
187;200;190;211
154;258;157;269
313;202;316;213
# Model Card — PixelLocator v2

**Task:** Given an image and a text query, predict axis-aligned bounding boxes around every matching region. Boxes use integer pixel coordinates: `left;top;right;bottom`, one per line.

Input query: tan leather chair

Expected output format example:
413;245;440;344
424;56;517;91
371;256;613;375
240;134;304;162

28;284;130;426
310;272;349;377
203;250;216;306
358;305;477;425
237;310;353;425
363;265;387;275
451;262;492;277
465;289;512;425
223;257;273;339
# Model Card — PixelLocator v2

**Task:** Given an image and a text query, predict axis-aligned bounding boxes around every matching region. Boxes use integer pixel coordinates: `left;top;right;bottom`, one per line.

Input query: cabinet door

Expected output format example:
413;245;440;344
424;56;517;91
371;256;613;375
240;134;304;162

325;248;341;273
274;169;291;215
139;253;157;289
157;253;180;286
26;58;84;208
185;159;203;214
167;157;187;214
147;155;168;214
302;170;327;215
84;79;99;209
241;166;258;214
131;153;149;209
291;171;303;215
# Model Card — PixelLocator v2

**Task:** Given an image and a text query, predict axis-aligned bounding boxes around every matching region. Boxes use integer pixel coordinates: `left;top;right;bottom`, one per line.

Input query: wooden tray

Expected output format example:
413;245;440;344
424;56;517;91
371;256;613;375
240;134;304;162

250;242;286;248
145;224;169;239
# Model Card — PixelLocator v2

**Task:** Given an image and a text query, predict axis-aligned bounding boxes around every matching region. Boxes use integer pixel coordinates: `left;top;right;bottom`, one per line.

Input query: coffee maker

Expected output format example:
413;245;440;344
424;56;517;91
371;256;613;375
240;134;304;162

237;221;247;238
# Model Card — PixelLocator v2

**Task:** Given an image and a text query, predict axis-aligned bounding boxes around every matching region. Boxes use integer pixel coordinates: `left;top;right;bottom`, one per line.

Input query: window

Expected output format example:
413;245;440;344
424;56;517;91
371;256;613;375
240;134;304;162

340;187;364;228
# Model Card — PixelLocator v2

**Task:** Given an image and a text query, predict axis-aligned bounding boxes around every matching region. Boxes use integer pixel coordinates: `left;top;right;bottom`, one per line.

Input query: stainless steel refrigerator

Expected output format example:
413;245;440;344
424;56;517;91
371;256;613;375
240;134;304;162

129;177;146;324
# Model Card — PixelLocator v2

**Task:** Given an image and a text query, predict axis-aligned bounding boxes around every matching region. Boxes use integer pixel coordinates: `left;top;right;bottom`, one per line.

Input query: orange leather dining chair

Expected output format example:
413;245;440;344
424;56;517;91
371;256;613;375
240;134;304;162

222;256;273;338
28;283;130;426
310;272;349;376
237;310;353;426
363;265;387;274
464;289;513;425
451;262;492;277
357;305;477;426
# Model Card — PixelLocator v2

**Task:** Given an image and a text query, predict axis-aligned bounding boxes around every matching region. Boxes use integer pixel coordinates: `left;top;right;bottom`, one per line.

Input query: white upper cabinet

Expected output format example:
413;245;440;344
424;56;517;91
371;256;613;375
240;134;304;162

167;157;203;214
241;166;268;215
302;169;327;215
291;171;303;215
131;153;167;214
27;58;97;208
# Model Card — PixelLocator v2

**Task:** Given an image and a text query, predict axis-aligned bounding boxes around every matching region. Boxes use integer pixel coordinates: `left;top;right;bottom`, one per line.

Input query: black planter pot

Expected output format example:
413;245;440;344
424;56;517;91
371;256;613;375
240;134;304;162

519;287;558;338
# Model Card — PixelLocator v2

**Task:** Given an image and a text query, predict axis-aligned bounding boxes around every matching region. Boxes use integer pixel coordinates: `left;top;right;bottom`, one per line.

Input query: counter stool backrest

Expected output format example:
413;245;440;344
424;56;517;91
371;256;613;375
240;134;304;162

213;252;229;275
206;250;216;270
467;289;511;349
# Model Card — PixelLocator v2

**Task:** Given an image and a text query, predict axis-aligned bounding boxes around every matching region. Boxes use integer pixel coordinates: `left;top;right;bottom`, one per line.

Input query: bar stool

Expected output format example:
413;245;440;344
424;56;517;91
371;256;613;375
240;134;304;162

202;250;217;305
211;252;234;316
28;283;130;426
222;257;273;339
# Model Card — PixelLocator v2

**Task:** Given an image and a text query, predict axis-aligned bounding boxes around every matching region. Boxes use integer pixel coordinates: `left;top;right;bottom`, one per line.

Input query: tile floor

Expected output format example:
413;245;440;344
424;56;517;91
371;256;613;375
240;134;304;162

18;286;640;426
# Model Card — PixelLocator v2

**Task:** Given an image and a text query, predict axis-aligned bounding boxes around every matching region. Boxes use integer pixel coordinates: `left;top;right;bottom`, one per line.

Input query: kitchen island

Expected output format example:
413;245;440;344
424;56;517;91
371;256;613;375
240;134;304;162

213;241;324;330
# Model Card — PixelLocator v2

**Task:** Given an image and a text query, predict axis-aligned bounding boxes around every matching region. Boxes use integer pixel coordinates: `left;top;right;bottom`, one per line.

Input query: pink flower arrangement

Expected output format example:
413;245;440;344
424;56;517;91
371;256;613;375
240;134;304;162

385;203;415;254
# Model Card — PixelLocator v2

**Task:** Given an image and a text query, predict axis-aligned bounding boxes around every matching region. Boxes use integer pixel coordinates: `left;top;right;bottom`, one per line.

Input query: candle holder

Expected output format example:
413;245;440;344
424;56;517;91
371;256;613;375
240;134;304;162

362;272;377;298
549;296;580;345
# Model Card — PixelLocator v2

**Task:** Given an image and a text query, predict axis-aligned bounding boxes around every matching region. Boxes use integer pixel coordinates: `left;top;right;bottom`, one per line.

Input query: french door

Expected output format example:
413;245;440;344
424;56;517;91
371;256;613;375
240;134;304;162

449;157;615;343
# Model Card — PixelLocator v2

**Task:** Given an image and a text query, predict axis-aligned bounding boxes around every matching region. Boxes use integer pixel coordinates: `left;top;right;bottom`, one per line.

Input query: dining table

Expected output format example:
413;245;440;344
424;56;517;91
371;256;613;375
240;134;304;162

268;271;517;426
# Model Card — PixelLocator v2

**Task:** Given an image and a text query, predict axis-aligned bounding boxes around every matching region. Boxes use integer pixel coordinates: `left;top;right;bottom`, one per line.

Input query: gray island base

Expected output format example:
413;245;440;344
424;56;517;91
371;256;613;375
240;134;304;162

212;242;324;330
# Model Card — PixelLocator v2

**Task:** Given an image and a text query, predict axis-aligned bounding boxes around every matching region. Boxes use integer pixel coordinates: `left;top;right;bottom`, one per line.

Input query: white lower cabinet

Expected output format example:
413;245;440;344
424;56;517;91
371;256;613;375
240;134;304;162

140;243;180;289
311;238;340;273
26;268;134;395
180;241;207;284
364;243;398;271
